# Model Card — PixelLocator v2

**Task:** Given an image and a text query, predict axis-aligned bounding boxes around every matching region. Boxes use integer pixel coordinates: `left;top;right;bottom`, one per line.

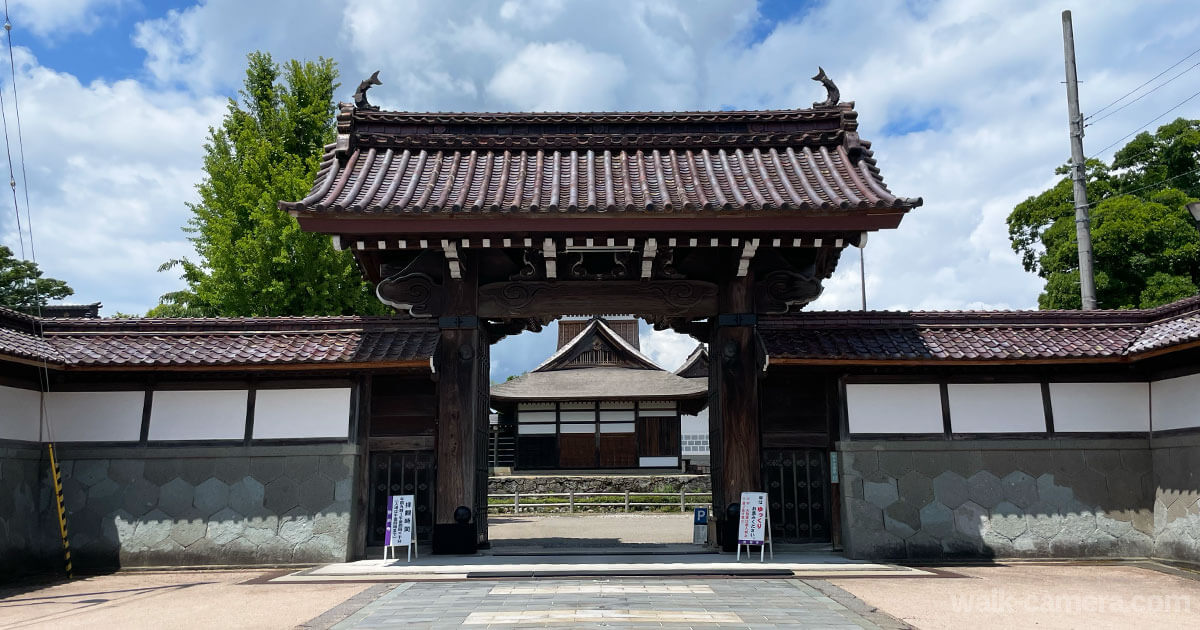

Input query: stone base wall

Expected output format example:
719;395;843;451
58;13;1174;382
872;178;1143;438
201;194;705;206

839;439;1156;560
489;474;711;495
1152;433;1200;564
0;442;56;578
52;443;358;568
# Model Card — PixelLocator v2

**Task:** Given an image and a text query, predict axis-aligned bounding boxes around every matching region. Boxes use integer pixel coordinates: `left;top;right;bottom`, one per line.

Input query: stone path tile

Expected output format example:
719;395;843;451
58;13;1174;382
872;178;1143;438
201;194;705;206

328;578;907;629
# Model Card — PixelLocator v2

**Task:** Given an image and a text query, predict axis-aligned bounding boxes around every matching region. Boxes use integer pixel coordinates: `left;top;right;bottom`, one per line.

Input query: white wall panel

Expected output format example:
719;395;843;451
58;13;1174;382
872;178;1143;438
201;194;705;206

599;410;634;422
253;388;351;439
846;384;943;434
559;411;595;422
518;424;555;435
600;423;635;433
681;410;709;435
149;390;247;440
1152;373;1200;431
948;384;1046;433
639;456;678;467
0;385;41;442
560;424;595;434
45;391;143;442
518;411;556;423
1050;382;1149;432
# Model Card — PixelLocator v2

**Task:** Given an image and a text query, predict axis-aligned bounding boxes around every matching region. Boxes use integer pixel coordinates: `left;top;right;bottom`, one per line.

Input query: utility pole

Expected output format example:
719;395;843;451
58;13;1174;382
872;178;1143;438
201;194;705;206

1062;10;1098;310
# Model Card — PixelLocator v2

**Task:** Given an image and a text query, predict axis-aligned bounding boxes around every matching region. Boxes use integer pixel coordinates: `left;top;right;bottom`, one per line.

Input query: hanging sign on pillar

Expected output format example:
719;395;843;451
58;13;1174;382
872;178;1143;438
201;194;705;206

384;494;417;562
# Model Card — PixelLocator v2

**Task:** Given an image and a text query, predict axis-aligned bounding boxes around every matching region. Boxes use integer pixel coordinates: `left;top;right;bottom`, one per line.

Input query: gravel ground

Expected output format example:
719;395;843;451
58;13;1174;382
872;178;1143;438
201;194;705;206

831;562;1200;630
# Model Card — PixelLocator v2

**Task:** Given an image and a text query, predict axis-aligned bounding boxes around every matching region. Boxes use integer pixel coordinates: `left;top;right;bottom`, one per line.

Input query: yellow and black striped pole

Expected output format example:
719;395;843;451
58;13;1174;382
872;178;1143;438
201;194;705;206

46;442;72;578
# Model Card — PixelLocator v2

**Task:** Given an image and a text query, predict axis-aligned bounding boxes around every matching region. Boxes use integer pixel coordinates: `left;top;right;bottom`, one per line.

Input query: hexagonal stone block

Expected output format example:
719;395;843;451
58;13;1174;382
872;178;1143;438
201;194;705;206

1036;474;1074;508
967;471;1003;509
243;514;280;545
877;452;913;479
179;459;217;486
206;507;246;545
953;501;987;539
1083;450;1122;474
318;456;351;482
229;476;265;516
143;459;182;485
987;501;1028;540
72;460;109;487
193;478;230;517
284;456;320;483
933;472;968;508
87;478;121;502
897;470;933;505
122;478;161;516
980;451;1021;479
213;459;250;485
884;501;920;538
844;497;883;530
158;477;195;517
1001;471;1038;508
169;518;208;548
131;509;174;549
107;460;145;485
264;477;299;514
334;478;352;503
298;476;335;512
1071;467;1109;507
250;458;284;484
919;501;955;539
279;511;314;545
62;478;88;513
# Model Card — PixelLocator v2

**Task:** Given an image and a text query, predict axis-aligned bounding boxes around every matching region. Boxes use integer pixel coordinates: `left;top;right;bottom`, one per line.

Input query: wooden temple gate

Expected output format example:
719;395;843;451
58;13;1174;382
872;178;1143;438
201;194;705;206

284;73;920;553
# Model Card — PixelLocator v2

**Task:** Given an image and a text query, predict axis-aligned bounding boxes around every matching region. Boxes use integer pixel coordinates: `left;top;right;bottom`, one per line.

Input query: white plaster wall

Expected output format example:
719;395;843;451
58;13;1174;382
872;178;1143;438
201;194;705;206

0;385;41;442
1050;382;1150;432
846;384;943;434
947;383;1046;433
148;390;247;440
44;391;143;442
1151;373;1200;431
253;388;351;439
681;409;708;435
518;411;556;423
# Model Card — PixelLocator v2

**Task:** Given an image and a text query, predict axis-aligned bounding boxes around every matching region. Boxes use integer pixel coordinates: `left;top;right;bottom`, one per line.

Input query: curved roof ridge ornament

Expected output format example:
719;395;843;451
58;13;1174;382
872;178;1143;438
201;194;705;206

354;70;381;111
811;67;840;108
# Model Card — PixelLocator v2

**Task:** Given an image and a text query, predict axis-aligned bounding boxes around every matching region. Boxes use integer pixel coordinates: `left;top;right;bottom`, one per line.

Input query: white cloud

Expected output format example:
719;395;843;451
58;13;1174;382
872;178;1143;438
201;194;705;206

7;0;124;38
640;325;700;372
488;41;626;111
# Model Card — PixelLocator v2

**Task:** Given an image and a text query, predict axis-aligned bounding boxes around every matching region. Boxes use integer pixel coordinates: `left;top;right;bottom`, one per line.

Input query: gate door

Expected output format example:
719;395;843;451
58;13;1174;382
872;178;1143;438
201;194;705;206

367;451;435;546
762;449;829;544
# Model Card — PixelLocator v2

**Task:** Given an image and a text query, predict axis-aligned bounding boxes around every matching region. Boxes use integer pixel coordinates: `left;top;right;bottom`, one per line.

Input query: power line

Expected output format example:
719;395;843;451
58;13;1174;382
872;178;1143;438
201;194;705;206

1084;59;1200;128
1090;86;1200;158
1086;44;1200;121
1082;164;1200;209
5;4;34;271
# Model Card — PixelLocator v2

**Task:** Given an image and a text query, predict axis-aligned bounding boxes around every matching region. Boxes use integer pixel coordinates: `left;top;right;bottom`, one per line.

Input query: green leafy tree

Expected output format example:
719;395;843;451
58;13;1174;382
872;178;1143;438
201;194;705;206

0;245;74;312
1007;118;1200;309
151;52;386;317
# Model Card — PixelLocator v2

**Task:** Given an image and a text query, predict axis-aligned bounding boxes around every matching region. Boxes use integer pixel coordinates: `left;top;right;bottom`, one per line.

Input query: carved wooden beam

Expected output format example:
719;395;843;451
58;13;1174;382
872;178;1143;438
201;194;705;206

376;251;445;317
478;280;717;319
755;269;823;314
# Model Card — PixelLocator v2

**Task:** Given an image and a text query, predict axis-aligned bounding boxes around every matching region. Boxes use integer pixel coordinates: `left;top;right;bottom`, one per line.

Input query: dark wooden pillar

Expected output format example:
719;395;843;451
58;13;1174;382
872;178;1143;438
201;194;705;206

433;253;486;553
710;268;761;550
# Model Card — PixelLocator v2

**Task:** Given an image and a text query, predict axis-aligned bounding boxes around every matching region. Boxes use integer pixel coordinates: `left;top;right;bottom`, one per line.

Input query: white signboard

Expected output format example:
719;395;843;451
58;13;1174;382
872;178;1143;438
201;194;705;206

383;495;417;561
737;492;767;544
736;491;773;561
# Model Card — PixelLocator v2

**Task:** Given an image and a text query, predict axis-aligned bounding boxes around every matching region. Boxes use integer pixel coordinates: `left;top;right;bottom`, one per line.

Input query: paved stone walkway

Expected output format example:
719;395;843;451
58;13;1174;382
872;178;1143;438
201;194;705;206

324;578;907;629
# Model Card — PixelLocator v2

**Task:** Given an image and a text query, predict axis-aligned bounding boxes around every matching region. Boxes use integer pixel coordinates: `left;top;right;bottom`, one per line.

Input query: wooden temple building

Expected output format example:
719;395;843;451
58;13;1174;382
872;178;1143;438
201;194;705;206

3;72;1200;572
490;316;706;470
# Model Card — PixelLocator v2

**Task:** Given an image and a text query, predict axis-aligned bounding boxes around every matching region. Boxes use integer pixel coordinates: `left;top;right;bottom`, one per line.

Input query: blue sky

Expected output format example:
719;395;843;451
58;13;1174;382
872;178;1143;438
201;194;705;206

2;0;1200;380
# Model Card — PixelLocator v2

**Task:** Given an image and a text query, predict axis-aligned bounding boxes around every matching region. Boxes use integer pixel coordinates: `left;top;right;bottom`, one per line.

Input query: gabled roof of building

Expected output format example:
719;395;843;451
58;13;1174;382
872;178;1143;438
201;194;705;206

533;318;658;371
492;318;707;402
280;103;921;217
0;306;437;369
674;345;709;379
759;296;1200;363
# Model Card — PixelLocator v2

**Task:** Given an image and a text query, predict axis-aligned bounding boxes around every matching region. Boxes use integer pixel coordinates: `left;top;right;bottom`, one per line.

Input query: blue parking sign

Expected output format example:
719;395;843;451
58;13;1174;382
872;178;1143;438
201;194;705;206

694;507;708;525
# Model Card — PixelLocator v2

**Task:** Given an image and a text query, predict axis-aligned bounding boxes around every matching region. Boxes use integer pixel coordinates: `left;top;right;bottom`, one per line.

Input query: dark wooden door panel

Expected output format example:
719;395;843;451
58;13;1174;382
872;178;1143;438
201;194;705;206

558;434;596;468
598;434;637;467
636;417;680;457
516;435;557;469
762;449;830;543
